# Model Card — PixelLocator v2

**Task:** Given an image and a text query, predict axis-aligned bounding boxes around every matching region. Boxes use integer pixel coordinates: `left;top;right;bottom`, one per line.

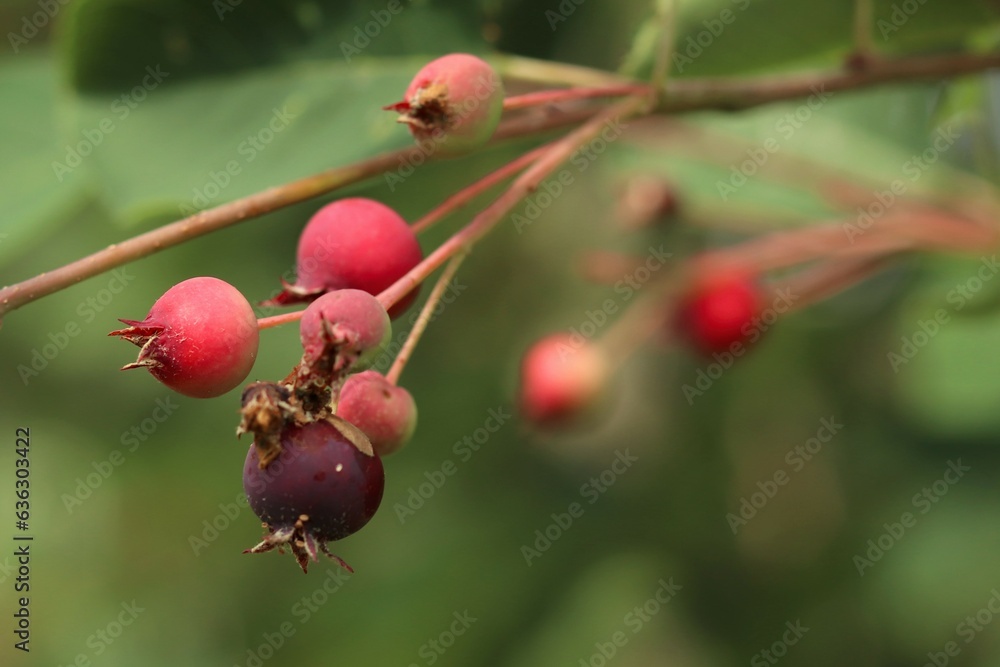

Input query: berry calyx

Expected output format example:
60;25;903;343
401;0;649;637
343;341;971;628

518;334;610;427
675;271;762;355
385;53;504;154
299;289;392;375
267;198;423;318
336;370;417;456
110;277;259;398
243;417;384;573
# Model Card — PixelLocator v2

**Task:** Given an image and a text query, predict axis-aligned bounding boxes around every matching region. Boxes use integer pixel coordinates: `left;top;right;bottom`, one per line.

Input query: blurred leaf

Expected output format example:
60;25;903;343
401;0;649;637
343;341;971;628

892;266;1000;437
0;53;90;266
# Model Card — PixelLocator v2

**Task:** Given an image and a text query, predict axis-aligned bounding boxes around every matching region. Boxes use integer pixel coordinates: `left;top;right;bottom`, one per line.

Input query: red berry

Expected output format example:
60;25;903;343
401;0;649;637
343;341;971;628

675;272;762;355
110;277;258;398
243;418;384;573
518;334;609;427
385;53;504;154
270;198;423;318
299;289;391;374
336;370;417;456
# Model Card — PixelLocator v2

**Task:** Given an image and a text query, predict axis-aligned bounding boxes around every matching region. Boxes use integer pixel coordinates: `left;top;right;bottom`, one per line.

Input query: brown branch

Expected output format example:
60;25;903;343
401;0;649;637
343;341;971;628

3;49;999;322
659;51;1000;112
0;109;596;321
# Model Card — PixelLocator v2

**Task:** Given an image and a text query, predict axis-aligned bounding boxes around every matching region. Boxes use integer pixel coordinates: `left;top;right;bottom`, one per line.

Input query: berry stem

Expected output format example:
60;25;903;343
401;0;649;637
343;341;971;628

502;85;654;111
657;51;1000;113
694;209;996;278
598;280;678;370
852;0;876;63
776;255;893;311
257;310;305;330
649;0;678;96
412;142;556;234
376;95;650;313
385;253;468;386
3;50;999;323
0;110;597;323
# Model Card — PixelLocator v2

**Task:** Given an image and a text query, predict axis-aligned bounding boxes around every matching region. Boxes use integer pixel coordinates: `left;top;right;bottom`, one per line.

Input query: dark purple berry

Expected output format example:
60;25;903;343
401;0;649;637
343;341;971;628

243;418;384;573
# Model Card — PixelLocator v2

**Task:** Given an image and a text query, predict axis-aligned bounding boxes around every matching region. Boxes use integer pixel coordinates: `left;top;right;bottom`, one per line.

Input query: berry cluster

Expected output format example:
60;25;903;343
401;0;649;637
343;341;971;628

107;54;507;572
110;203;427;575
106;51;780;570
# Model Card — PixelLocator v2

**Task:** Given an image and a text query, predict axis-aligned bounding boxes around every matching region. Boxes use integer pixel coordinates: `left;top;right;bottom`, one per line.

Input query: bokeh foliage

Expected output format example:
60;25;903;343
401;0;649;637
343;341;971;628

3;1;1000;666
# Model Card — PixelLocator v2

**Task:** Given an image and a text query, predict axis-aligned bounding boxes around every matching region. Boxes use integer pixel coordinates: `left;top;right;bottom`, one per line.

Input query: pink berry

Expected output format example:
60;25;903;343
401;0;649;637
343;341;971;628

270;198;423;318
675;271;762;355
385;53;505;154
518;334;609;427
336;370;417;456
299;290;391;374
110;277;259;398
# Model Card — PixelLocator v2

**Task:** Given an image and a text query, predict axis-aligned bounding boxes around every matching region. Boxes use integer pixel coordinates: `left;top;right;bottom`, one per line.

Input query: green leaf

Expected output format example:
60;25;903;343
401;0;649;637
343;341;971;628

0;53;90;266
65;56;466;222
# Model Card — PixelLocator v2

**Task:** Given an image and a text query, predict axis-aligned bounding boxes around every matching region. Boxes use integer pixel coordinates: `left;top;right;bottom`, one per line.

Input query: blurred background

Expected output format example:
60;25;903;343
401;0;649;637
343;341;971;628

3;0;1000;665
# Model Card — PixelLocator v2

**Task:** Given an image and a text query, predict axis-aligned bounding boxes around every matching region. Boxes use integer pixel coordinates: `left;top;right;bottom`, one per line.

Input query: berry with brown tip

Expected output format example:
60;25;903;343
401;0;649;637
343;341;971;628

385;53;504;154
243;418;384;573
110;277;258;398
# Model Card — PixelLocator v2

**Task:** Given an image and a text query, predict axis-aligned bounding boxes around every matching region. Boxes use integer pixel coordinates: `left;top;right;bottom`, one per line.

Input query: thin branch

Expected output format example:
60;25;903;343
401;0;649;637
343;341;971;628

385;253;467;385
658;51;1000;112
412;142;555;234
0;109;597;322
649;0;678;95
377;96;650;312
4;49;1000;322
852;0;876;62
502;85;652;111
